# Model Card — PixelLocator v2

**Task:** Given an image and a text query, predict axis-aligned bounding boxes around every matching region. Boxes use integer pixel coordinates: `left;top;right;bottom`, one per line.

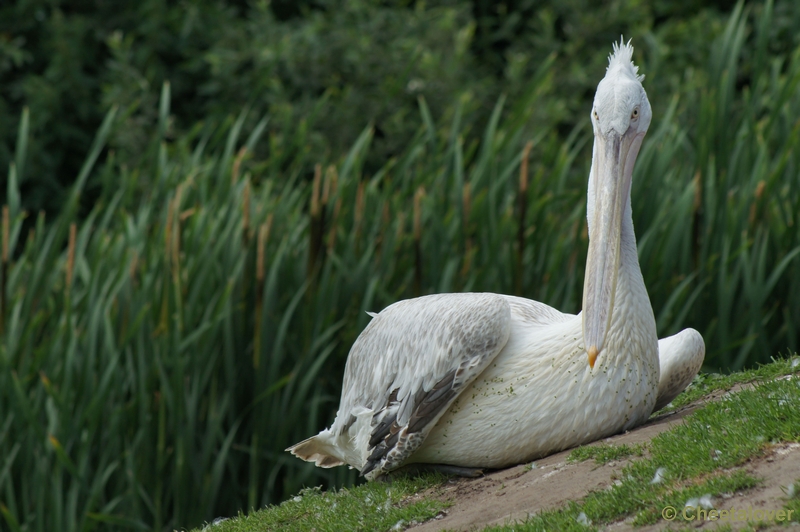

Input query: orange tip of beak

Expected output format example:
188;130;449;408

587;346;599;369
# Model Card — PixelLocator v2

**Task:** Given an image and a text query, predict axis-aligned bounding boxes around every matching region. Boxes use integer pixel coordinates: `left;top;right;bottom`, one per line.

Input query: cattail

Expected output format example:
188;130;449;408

165;198;174;258
1;205;8;335
179;208;196;221
322;165;337;207
520;141;532;196
322;166;339;252
692;171;702;270
692;171;702;212
170;189;182;282
413;187;424;242
376;202;390;260
66;223;76;293
353;180;366;252
395;211;405;242
354;181;365;231
310;164;322;219
242;180;251;246
129;250;139;283
232;146;248;184
749;180;766;225
754;180;766;199
328;197;341;253
257;215;273;284
2;205;8;263
382;202;390;229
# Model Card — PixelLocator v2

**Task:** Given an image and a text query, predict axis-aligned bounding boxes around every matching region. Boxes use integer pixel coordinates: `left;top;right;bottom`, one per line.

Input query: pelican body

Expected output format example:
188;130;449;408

288;41;705;480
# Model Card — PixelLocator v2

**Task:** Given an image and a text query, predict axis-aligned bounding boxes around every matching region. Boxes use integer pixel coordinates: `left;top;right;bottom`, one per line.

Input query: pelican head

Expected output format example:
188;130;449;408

582;39;652;368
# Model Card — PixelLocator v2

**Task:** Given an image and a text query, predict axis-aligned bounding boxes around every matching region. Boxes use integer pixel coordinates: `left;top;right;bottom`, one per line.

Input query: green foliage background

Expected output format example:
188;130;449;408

1;0;800;530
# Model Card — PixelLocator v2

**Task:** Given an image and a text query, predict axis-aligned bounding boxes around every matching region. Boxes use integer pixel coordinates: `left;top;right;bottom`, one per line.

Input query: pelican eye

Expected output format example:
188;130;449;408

631;108;639;119
593;110;599;121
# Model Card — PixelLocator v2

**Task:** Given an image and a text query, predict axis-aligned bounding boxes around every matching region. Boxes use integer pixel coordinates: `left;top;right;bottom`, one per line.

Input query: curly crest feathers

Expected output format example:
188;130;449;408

607;37;644;82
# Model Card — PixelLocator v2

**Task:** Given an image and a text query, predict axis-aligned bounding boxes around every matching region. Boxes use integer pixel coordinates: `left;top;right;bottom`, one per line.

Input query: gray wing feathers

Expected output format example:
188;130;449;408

502;294;572;325
333;293;511;478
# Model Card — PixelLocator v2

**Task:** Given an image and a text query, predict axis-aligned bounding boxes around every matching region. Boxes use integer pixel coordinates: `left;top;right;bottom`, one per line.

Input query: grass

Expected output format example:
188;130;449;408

2;2;800;531
657;355;800;412
783;479;800;525
189;474;447;532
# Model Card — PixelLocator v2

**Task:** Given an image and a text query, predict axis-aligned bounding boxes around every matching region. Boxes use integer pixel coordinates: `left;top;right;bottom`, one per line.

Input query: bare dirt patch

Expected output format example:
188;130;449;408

408;384;799;531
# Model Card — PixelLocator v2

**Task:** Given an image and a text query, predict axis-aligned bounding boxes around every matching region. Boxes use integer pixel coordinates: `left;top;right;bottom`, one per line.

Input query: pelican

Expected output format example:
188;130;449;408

288;40;705;480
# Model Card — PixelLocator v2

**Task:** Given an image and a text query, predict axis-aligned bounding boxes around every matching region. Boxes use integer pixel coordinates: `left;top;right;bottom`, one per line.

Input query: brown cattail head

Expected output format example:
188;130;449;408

382;202;390;228
172;186;183;269
66;223;76;290
395;211;405;242
129;250;139;283
243;180;251;244
311;164;322;218
165;197;175;255
174;184;183;214
1;205;7;335
354;181;365;231
692;171;702;212
520;140;533;195
232;146;248;184
328;197;342;252
322;165;337;207
179;208;196;221
749;180;767;225
754;180;765;199
462;182;471;231
257;215;273;283
413;187;425;241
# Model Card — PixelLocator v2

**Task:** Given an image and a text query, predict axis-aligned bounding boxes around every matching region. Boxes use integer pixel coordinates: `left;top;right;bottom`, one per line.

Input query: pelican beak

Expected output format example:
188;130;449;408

587;346;598;369
582;128;642;368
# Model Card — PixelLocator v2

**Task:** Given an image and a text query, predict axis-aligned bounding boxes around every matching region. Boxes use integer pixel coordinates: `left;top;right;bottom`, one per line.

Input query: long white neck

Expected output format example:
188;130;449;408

586;170;657;365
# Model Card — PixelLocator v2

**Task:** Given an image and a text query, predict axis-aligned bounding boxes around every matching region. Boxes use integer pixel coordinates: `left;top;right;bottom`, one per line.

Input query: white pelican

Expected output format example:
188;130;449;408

288;40;705;480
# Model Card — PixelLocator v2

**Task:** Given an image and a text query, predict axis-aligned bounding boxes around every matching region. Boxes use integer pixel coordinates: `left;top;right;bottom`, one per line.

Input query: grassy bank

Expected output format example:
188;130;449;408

188;357;800;531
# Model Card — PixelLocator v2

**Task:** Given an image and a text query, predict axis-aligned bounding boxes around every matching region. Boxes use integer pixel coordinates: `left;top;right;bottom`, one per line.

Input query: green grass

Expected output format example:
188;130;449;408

657;355;800;412
2;2;800;531
783;480;800;525
188;475;447;532
567;443;646;465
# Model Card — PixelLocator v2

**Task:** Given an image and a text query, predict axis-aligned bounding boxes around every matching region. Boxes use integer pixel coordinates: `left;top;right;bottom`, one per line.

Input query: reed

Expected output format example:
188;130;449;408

1;205;7;336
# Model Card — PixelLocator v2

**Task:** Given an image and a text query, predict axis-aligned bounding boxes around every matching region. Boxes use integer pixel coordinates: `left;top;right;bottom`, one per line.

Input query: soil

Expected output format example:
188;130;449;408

407;382;800;531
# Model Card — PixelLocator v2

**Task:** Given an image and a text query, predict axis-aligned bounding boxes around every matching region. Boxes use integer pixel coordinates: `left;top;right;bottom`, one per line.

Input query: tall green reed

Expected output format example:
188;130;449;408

635;0;800;368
